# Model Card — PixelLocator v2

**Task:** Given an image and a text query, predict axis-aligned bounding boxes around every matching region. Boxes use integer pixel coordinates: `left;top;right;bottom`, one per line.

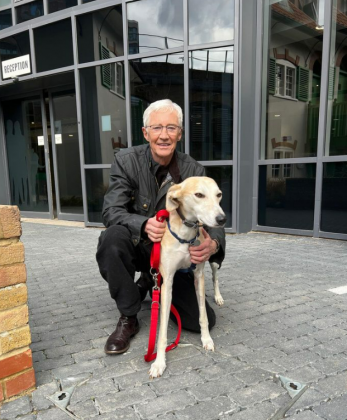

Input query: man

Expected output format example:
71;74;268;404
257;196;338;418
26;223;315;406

96;99;225;355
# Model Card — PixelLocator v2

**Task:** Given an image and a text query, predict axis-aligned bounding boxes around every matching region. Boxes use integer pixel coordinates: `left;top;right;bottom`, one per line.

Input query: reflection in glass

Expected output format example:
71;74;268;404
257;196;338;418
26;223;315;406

205;166;232;228
258;163;316;230
189;47;233;160
0;9;12;31
3;98;49;212
16;0;43;24
321;162;347;234
127;0;183;54
77;6;124;64
48;0;77;14
51;92;83;215
262;0;325;160
80;65;127;165
325;1;347;156
34;19;73;72
188;0;235;45
130;54;184;147
0;32;30;76
86;169;110;223
0;0;11;6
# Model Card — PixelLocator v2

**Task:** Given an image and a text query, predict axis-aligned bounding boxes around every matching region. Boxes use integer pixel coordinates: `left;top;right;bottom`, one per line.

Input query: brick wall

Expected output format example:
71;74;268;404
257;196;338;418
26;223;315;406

0;206;35;402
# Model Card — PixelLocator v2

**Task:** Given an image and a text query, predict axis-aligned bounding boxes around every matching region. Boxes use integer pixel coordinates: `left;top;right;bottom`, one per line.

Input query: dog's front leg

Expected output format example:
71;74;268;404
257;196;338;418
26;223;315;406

210;262;224;306
194;268;214;351
149;273;173;378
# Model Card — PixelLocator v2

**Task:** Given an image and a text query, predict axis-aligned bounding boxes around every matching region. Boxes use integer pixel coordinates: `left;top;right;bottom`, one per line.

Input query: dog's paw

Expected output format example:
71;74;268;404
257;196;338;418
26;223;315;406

215;294;224;306
202;337;214;351
149;361;166;378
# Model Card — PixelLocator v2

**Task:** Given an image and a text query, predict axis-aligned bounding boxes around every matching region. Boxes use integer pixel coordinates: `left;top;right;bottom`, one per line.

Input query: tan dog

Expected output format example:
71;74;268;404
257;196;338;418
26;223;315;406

149;176;226;378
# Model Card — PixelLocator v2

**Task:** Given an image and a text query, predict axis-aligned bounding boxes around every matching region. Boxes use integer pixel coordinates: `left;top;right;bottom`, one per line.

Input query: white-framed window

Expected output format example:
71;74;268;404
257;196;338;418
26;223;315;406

271;150;294;178
275;59;296;99
111;62;125;98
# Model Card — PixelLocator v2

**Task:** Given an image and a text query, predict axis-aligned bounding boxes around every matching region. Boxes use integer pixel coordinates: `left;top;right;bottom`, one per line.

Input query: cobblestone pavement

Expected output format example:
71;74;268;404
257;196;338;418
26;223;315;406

1;222;347;420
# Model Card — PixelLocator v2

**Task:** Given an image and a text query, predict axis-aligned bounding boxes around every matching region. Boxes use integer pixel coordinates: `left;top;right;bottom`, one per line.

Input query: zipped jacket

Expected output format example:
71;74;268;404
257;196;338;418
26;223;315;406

102;144;225;265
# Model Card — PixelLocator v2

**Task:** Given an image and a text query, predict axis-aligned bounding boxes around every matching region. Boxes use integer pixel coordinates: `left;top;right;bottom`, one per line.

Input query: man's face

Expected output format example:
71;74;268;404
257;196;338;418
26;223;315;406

142;110;182;166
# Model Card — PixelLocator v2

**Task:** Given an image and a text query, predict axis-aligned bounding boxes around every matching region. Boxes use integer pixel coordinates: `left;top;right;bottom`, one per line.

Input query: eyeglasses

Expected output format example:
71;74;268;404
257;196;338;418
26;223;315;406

145;125;182;135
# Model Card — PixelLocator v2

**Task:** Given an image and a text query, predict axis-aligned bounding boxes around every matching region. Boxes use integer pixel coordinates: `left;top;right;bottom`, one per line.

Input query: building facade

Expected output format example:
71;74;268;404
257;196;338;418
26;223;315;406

0;0;346;241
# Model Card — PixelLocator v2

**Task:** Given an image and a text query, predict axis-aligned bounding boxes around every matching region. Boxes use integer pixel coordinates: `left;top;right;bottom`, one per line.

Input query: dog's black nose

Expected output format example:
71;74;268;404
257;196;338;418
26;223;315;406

216;214;226;226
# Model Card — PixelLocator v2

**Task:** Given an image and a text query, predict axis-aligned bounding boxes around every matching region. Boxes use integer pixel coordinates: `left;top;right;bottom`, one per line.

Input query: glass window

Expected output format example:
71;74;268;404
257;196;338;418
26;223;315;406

127;0;183;55
258;163;316;230
129;53;184;147
80;65;127;165
261;0;326;160
325;0;347;156
189;46;233;161
48;0;77;14
321;162;347;234
0;9;12;31
188;0;235;45
86;168;110;223
34;19;73;73
205;166;232;228
0;32;31;79
0;0;11;7
16;0;44;24
3;97;49;213
77;6;124;64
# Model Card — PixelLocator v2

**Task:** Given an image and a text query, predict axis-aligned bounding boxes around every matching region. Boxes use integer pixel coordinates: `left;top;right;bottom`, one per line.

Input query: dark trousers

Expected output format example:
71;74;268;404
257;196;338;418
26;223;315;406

96;225;216;332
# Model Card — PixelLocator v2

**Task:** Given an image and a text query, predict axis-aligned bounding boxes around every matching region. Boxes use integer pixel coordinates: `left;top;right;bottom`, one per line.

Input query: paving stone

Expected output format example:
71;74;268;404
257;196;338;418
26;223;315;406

313;394;347;420
175;396;239;419
272;350;320;371
90;407;141;419
315;371;347;398
0;396;32;420
285;410;326;419
96;385;156;412
311;355;347;375
69;378;118;405
67;399;99;418
187;374;243;401
151;370;204;395
45;342;93;359
198;359;245;381
166;354;216;375
32;381;59;411
239;348;287;364
232;380;286;407
114;367;170;389
51;359;104;380
226;401;278;420
287;388;328;416
234;367;272;386
36;407;71;419
135;390;196;419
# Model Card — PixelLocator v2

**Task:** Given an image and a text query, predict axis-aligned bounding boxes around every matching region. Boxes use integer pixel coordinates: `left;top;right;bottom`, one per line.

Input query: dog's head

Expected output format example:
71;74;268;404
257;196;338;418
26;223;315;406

166;176;226;227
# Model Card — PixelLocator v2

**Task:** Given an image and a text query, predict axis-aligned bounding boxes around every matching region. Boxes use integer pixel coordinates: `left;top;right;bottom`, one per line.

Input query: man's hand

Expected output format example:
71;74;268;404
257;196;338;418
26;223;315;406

144;217;166;243
189;228;217;264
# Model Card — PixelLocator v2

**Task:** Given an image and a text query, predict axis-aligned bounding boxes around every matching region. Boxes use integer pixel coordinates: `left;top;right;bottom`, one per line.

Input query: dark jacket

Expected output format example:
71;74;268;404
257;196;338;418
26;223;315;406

102;144;225;265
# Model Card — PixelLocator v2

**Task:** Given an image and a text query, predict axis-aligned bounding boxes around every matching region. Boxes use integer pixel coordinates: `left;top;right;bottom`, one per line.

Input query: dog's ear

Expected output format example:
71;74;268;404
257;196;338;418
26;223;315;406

166;184;182;212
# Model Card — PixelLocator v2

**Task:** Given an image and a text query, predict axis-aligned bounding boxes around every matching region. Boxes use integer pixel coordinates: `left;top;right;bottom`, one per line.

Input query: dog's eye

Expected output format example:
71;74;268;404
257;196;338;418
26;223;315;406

217;193;222;198
195;193;205;198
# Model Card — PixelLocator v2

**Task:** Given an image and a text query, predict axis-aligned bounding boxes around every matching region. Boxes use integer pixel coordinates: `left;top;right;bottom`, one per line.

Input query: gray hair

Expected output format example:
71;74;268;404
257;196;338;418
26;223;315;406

143;99;183;128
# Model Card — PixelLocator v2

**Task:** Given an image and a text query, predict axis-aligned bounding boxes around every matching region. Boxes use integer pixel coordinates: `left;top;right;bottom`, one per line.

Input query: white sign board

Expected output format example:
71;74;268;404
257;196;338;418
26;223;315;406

2;55;31;79
38;136;44;146
55;134;62;144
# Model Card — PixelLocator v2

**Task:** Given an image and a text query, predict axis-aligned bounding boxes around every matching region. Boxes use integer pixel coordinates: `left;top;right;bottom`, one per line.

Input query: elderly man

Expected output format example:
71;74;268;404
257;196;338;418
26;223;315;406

96;99;225;355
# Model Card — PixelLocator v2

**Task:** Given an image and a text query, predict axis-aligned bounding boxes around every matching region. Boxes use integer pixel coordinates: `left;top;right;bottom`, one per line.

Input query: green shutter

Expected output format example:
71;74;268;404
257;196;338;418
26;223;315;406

328;67;336;100
296;67;309;102
268;58;276;95
99;42;112;89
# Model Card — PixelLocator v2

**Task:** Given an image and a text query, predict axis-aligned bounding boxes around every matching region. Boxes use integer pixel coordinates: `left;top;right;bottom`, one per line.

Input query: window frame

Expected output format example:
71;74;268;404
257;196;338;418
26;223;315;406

275;59;297;100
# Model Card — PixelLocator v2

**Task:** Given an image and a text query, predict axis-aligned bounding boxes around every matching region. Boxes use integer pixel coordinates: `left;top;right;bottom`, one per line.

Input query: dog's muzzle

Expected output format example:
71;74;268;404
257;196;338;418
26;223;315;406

216;214;226;227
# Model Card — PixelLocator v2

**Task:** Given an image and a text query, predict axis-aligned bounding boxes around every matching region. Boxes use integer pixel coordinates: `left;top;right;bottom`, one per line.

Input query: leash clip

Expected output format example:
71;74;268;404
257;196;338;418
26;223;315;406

150;267;160;290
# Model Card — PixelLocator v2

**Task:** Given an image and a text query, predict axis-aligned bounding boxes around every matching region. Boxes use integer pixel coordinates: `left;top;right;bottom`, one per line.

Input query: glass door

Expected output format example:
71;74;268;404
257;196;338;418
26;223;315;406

48;90;83;221
2;95;54;217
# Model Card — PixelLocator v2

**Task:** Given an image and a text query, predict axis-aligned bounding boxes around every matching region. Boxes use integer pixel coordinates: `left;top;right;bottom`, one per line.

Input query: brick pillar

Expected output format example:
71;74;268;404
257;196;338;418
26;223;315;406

0;206;35;402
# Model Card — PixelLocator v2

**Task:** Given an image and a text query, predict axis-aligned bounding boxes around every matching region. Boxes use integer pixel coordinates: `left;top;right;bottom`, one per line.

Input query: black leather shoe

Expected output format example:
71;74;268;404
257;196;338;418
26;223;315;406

136;272;154;302
104;315;140;354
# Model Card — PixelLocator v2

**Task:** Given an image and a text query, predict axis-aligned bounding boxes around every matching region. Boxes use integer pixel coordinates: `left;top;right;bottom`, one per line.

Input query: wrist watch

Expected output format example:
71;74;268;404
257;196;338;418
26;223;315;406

212;239;220;254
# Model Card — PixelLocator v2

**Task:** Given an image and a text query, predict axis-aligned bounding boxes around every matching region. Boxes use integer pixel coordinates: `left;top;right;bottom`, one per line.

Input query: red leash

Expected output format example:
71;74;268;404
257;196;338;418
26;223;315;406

144;210;182;362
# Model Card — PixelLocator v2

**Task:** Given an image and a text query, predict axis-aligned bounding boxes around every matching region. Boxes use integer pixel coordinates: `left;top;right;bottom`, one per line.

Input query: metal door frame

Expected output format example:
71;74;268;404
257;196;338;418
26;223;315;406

47;88;84;222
